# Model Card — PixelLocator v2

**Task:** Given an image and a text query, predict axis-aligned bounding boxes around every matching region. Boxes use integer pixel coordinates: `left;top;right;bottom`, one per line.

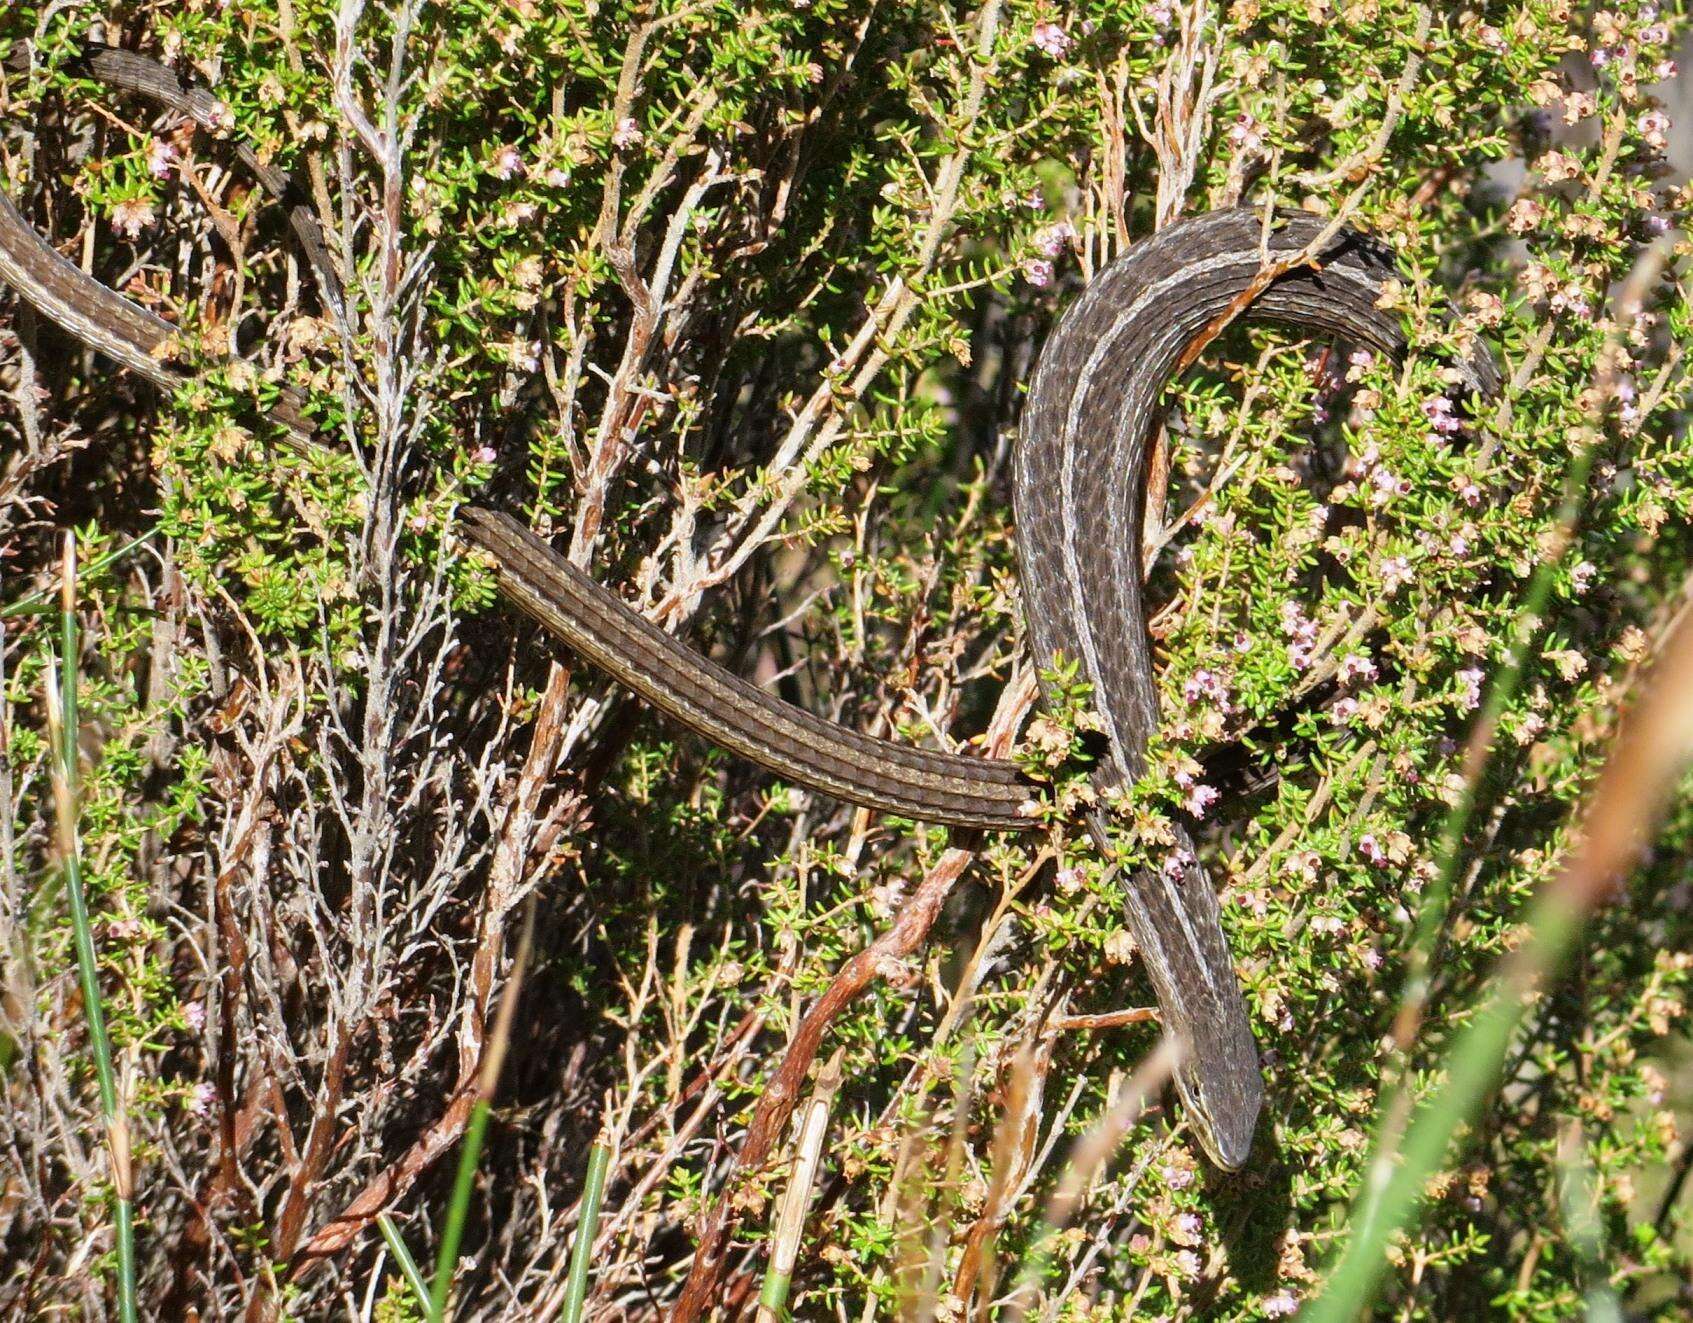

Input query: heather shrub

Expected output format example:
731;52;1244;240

2;0;1692;1318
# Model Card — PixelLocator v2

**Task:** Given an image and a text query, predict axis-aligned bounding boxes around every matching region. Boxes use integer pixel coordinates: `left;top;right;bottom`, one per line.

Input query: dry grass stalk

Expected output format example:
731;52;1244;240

756;1048;845;1322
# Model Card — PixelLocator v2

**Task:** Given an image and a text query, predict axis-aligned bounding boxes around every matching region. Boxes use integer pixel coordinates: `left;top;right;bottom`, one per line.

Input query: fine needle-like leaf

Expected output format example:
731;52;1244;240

44;532;138;1323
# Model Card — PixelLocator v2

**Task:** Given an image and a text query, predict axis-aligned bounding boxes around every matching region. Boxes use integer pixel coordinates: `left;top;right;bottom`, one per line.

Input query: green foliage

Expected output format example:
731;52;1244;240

3;0;1693;1319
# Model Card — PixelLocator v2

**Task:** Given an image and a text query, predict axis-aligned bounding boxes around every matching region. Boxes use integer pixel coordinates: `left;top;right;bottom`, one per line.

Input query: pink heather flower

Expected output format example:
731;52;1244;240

1310;914;1345;936
1185;783;1219;819
1148;0;1175;23
1655;60;1678;80
1264;1291;1300;1317
1030;21;1073;58
1281;601;1315;638
1590;47;1612;69
1173;1249;1201;1278
1054;865;1085;894
489;145;525;180
148;139;180;178
1457;480;1482;507
1330;697;1359;726
182;1000;206;1032
1381;556;1412;593
188;1082;217;1116
1571;561;1596;593
1505;197;1545;234
111;198;157;238
1449;531;1471;557
1424;395;1461;435
1362;946;1384;970
545;166;572;188
1640;109;1672;151
1183;668;1231;707
1033;221;1077;257
1162;848;1197;879
1281;604;1318;669
1233;632;1253;654
612;117;644;148
1456;667;1484;711
1227;115;1264;153
1023;257;1054;288
1370;467;1404;500
473;445;497;465
1163;1163;1195;1190
1550;283;1593;318
1338;653;1377;685
1642;24;1670;46
1174;1212;1203;1241
1359;834;1388;866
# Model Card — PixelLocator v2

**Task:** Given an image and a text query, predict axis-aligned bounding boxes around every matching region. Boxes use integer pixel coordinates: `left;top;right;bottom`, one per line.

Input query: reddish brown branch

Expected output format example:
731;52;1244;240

671;848;977;1321
290;1076;482;1261
1047;1007;1158;1033
669;671;1036;1321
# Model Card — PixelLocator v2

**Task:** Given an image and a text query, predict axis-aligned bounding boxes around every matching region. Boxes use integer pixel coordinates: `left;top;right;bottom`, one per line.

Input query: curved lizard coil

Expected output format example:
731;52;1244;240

0;46;1498;1169
1015;207;1496;1165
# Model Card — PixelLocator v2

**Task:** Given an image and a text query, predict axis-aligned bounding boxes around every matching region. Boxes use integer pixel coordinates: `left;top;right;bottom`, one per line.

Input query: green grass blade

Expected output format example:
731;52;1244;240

4;528;156;619
428;1100;492;1321
426;903;536;1321
562;1141;611;1323
378;1212;432;1311
1306;538;1693;1320
1302;892;1584;1321
48;533;138;1323
1555;1124;1622;1323
1310;244;1678;1316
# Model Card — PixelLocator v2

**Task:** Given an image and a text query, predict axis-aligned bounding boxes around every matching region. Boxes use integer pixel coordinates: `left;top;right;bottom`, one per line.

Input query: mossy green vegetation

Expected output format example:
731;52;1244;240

2;1;1691;1317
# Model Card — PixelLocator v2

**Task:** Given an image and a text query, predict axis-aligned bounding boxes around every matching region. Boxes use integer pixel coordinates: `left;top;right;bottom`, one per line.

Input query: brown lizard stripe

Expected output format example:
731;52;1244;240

0;45;1499;1169
57;44;345;314
0;187;180;386
462;508;1036;830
